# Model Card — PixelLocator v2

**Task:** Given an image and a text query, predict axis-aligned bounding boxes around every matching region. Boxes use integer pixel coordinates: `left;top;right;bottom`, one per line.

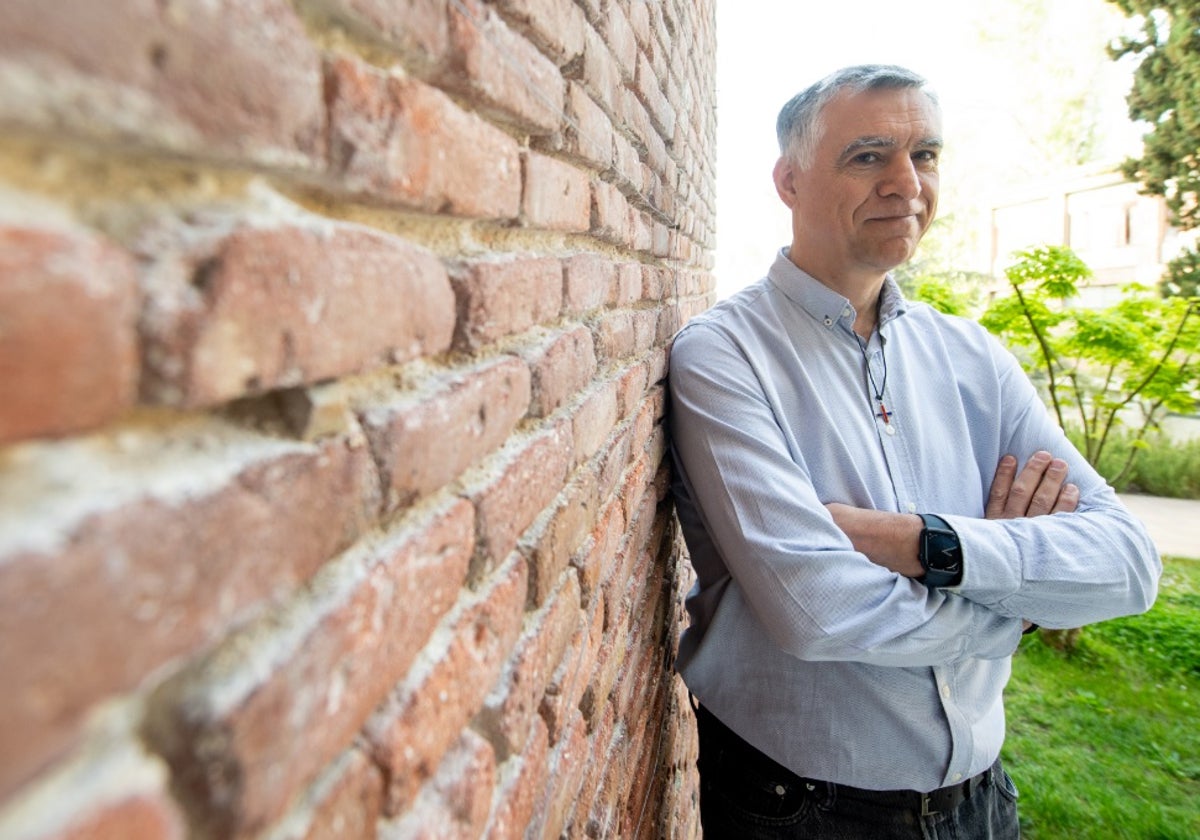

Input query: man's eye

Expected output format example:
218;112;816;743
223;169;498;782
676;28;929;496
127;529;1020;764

853;152;880;164
914;150;939;165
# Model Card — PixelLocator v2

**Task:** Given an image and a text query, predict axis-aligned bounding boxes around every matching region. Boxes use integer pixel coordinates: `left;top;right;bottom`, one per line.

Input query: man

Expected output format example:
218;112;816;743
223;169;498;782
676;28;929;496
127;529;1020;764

668;65;1161;838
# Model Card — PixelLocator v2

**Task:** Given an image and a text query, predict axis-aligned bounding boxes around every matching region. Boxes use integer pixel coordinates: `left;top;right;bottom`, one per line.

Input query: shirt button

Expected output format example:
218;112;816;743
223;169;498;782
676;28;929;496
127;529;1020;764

842;307;852;317
941;684;951;699
906;502;917;513
823;317;833;326
952;772;963;782
885;425;896;436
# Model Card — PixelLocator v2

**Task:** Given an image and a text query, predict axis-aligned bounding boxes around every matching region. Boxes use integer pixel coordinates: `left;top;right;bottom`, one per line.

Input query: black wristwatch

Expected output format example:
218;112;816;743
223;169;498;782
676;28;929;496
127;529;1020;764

917;513;963;588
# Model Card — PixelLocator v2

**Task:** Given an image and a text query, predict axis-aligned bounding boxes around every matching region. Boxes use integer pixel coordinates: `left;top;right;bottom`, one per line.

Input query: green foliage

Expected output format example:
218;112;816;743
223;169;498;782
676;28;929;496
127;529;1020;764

1066;426;1200;497
1109;0;1200;297
1004;558;1200;839
978;245;1200;480
897;274;978;317
1162;248;1200;298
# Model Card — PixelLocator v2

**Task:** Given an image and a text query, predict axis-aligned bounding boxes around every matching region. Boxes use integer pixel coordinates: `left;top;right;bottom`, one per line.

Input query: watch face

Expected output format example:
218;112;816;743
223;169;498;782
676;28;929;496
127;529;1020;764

924;530;961;573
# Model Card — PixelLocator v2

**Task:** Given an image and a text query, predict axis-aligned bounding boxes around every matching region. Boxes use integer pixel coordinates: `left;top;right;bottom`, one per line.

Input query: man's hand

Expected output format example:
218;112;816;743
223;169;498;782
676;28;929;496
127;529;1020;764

986;451;1079;519
826;451;1080;578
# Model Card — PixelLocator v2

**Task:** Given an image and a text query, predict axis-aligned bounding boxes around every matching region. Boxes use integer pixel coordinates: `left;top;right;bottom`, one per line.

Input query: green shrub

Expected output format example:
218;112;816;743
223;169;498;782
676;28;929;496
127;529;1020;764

1065;426;1200;499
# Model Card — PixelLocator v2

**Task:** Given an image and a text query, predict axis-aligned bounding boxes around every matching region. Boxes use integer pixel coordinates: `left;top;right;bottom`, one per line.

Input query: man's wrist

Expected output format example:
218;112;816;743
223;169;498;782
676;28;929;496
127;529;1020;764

917;513;964;587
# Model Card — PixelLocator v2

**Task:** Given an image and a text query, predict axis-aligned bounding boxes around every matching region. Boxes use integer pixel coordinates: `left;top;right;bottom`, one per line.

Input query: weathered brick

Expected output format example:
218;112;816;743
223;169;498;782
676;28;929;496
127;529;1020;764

293;749;384;840
382;729;497;839
326;56;521;219
450;256;563;351
441;0;564;133
571;499;624;607
0;427;377;800
612;133;644;193
319;0;449;75
476;571;581;761
591;179;630;244
137;209;455;407
570;378;619;466
360;357;532;511
536;709;589;838
615;361;649;419
591;309;637;366
562;253;613;316
144;499;475;839
520;326;596;418
561;81;613;171
635;51;677;140
578;23;621;116
0;224;138;445
524;469;598;605
48;793;185;840
0;0;324;166
485;716;549;840
522;152;591;232
490;0;585;67
609;262;644;306
470;425;572;573
366;555;525;815
600;0;637;82
539;607;590;744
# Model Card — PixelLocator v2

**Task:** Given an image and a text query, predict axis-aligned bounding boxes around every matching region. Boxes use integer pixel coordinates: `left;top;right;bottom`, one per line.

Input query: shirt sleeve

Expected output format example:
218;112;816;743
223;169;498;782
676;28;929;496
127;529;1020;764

669;323;1025;667
944;341;1161;627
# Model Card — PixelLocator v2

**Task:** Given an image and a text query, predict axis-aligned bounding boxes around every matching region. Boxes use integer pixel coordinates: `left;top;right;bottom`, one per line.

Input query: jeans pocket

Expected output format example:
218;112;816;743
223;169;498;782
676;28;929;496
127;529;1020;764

702;763;816;828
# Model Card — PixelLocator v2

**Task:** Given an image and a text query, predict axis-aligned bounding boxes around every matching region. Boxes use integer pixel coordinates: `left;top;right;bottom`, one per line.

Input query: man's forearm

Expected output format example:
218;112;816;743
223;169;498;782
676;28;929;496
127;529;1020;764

824;504;923;578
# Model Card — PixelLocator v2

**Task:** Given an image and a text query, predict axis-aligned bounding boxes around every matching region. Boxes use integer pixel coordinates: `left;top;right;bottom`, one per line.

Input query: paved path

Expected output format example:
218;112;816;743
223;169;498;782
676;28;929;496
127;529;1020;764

1118;494;1200;560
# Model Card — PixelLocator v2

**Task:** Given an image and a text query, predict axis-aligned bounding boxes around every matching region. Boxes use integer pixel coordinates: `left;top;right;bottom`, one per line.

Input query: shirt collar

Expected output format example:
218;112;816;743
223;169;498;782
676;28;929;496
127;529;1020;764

767;248;908;333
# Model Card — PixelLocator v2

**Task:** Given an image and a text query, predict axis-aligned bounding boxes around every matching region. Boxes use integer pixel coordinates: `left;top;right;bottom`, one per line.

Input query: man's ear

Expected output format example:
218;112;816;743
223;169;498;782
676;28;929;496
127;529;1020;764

773;156;798;209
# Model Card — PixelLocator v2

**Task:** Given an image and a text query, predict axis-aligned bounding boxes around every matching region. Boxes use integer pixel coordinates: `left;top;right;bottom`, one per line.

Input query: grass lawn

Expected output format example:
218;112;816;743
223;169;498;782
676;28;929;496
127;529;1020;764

1003;556;1200;839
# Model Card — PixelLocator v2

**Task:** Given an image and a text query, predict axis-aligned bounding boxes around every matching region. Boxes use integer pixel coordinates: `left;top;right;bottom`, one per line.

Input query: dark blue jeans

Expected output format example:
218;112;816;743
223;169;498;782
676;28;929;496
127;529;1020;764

695;705;1021;839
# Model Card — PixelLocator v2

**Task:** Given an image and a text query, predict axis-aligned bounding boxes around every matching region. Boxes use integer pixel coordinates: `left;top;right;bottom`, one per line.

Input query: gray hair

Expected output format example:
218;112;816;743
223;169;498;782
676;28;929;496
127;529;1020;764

776;65;937;168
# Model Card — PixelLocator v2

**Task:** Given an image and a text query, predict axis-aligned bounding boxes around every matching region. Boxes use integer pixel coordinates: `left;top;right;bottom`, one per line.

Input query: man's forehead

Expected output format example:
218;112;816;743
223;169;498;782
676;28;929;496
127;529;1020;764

821;88;942;145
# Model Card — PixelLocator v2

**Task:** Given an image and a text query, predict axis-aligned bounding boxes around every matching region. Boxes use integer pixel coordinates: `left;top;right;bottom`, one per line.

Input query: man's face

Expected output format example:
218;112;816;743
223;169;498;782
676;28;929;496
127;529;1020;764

774;86;942;286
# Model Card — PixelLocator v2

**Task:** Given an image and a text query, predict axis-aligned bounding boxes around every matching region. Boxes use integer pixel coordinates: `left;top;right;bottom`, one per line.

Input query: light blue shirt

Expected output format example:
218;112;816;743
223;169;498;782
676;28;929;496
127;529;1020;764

668;250;1161;792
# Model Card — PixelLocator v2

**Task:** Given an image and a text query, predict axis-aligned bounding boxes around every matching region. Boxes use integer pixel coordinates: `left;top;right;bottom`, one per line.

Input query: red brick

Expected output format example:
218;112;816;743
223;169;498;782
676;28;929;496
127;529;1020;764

297;749;384;840
579;24;620;116
360;357;532;511
539;604;589;738
615;361;649;419
50;793;185;840
524;470;598;605
562;253;612;316
522;152;591;232
600;0;637;82
486;716;549;840
320;0;449;74
612;133;644;194
591;180;630;243
0;0;323;165
567;702;615;833
633;307;661;354
536;709;589;838
144;499;475;839
470;425;572;573
635;52;677;140
0;429;377;800
138;212;454;407
609;262;644;306
561;82;613;171
572;500;624;607
570;379;619;466
366;555;525;814
630;206;652;251
384;729;497;838
491;0;585;67
441;0;564;133
591;309;637;365
450;256;563;351
326;56;521;219
520;327;596;418
0;225;138;444
476;571;581;761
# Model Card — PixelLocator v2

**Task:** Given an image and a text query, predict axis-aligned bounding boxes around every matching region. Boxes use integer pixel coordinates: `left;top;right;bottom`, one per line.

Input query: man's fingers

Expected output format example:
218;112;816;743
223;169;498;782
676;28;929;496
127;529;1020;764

985;455;1018;519
999;451;1053;518
1052;483;1080;514
1026;457;1070;516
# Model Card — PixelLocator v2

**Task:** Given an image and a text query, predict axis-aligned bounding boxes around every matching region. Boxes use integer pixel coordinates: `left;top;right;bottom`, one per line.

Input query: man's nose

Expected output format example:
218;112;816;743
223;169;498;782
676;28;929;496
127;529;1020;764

878;157;922;199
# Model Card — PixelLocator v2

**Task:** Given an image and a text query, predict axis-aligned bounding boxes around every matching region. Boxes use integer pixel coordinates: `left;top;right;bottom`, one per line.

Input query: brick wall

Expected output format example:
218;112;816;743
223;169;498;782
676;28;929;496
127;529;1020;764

0;1;716;837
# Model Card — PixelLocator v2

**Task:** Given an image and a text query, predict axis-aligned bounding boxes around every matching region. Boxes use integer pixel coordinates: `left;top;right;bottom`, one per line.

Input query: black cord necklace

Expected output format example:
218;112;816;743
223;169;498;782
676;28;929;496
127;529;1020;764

856;333;892;425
